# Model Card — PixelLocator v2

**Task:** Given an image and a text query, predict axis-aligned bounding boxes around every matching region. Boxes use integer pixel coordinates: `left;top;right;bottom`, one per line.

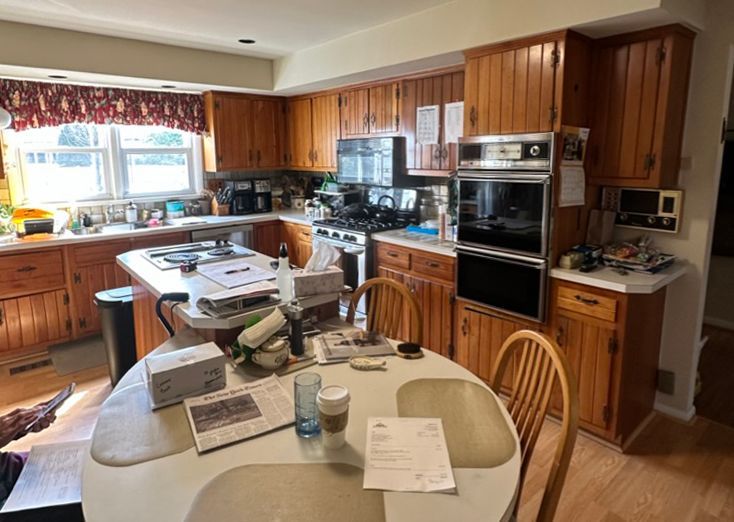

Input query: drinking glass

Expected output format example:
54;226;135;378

294;372;322;438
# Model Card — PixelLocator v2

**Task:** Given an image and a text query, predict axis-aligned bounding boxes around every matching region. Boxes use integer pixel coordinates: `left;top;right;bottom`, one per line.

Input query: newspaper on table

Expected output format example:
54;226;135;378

183;374;295;453
195;280;279;318
313;330;395;364
1;440;88;513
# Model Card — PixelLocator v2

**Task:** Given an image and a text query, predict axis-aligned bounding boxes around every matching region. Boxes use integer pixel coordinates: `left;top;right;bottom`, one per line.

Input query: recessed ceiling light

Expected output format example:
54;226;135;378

161;85;176;89
48;74;67;79
238;38;256;44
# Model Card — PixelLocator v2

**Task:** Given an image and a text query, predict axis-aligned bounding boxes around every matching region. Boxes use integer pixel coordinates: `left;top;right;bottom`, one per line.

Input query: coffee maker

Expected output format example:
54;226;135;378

253;179;273;213
229;181;255;215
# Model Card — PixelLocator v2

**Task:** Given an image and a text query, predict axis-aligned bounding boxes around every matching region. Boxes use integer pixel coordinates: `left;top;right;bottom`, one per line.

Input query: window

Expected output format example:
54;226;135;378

15;124;201;203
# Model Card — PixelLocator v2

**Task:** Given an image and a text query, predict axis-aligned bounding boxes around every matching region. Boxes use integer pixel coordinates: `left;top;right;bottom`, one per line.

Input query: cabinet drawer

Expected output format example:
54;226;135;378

0;250;65;296
557;285;617;322
376;243;410;270
411;252;454;282
70;240;131;266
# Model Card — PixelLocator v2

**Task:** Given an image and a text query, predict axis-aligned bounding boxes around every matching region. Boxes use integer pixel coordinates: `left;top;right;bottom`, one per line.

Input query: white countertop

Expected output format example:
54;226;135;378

117;244;337;330
550;262;688;294
0;210;311;253
372;229;456;257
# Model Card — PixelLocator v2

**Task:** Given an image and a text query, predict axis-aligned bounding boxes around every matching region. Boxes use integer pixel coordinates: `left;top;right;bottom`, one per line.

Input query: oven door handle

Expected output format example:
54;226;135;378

344;247;365;255
456;245;547;268
457;173;551;183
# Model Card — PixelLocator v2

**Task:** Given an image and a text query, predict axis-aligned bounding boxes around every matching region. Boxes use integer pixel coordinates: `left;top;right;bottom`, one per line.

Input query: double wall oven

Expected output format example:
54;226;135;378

456;132;554;322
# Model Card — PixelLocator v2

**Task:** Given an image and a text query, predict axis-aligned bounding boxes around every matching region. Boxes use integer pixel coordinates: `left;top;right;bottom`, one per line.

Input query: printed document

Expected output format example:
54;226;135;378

363;417;456;493
1;440;88;513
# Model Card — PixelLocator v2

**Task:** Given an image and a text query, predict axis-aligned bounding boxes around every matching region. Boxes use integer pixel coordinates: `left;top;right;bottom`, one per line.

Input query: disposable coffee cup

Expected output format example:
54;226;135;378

316;385;350;449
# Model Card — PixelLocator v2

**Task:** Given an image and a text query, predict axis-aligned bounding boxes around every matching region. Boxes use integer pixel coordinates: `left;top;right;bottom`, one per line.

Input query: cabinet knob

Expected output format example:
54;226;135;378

370;113;377;127
469;106;477;127
363;114;369;129
425;261;440;268
461;317;468;336
574;294;599;306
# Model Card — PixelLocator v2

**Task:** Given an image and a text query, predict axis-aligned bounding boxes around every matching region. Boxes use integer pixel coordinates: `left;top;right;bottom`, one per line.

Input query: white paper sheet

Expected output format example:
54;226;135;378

417;105;440;145
559;165;586;207
197;259;276;289
363;417;456;493
444;101;464;144
1;440;88;513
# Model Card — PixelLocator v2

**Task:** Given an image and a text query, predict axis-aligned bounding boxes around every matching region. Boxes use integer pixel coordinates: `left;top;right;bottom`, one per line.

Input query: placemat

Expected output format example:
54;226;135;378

184;463;385;522
397;378;517;468
90;383;194;467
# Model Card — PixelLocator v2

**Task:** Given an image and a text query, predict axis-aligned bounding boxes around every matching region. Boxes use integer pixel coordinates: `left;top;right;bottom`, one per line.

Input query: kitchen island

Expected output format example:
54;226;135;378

116;246;340;359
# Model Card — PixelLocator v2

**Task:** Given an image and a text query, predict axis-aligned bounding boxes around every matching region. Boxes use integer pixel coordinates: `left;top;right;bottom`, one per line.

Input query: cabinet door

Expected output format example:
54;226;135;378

402;76;443;171
286;99;314;168
252;98;286;168
410;275;454;359
341;88;370;137
465;41;557;136
368;83;400;134
554;312;615;430
311;94;341;170
212;95;252;171
253;221;282;258
587;39;663;185
71;262;129;336
295;225;313;268
0;290;71;355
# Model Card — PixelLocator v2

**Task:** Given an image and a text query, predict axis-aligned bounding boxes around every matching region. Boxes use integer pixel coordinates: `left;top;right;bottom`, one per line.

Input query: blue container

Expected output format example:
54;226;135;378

294;372;322;438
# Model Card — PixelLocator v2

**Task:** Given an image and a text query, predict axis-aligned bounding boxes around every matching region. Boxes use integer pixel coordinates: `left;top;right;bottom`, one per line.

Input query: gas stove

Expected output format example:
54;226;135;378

312;217;410;247
142;240;256;270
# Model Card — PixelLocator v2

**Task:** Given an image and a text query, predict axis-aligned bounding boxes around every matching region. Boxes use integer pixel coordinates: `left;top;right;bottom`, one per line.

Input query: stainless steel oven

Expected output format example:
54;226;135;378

455;132;554;322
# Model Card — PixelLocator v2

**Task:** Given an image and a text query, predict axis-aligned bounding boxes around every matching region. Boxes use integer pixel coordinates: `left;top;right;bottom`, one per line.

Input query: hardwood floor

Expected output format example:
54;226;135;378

2;377;733;520
695;324;734;428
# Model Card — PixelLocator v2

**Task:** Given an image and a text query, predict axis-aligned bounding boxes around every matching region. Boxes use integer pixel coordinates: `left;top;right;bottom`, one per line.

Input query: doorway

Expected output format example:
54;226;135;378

697;64;734;428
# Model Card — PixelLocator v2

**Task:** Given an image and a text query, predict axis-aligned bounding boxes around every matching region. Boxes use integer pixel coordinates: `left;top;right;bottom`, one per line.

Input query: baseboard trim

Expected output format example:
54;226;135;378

654;402;696;422
703;316;734;330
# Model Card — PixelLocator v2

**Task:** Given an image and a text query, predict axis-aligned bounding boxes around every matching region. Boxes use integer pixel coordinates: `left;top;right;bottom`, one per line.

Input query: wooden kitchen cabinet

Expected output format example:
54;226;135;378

0;290;71;356
311;94;341;169
341;82;400;137
286;98;314;169
0;249;66;299
203;92;286;172
129;231;189;251
549;279;667;447
281;221;312;268
253;220;282;258
401;70;464;176
586;24;695;188
374;241;455;357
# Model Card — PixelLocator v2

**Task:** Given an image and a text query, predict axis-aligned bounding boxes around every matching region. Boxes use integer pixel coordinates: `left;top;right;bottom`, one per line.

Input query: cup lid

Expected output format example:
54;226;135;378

317;385;350;407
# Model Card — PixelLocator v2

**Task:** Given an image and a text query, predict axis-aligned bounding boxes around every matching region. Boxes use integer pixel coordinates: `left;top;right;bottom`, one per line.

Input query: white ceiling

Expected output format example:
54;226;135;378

0;0;450;58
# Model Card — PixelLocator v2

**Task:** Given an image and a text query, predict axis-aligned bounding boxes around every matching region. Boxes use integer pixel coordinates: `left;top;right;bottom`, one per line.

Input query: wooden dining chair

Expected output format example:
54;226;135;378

346;277;423;345
490;329;579;522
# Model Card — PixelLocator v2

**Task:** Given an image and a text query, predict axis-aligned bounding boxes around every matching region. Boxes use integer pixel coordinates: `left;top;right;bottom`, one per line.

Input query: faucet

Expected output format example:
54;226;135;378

106;205;114;224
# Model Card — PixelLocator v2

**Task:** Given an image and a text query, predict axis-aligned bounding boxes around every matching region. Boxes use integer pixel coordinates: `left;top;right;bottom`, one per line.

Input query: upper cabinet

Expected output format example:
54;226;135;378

203;92;286;172
401;70;465;175
341;82;400;137
464;36;560;136
285;94;340;171
586;25;695;188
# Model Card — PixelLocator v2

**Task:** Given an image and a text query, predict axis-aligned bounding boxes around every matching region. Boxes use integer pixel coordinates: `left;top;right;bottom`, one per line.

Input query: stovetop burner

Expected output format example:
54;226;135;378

163;252;201;263
314;217;409;234
207;247;234;256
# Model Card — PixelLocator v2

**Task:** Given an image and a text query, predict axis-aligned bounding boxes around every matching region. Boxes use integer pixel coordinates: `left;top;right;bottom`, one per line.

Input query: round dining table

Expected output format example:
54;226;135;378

82;329;521;522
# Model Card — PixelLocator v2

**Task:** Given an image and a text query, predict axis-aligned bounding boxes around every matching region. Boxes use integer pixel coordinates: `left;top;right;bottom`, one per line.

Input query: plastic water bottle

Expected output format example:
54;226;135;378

276;242;294;302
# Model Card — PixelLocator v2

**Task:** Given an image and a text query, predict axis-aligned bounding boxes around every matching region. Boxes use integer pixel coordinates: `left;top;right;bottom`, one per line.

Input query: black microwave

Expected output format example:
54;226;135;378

337;137;417;187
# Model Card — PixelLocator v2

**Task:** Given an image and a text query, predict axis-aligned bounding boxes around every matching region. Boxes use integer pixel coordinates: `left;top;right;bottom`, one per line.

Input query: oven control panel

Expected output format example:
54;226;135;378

458;132;554;171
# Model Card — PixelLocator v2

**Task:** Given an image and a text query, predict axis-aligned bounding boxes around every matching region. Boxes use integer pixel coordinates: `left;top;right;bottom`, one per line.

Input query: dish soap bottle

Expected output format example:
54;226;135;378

125;201;138;223
276;242;294;302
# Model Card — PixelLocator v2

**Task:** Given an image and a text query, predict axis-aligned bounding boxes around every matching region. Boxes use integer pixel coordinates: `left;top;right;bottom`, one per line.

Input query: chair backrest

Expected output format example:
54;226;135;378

346;277;423;345
490;329;578;522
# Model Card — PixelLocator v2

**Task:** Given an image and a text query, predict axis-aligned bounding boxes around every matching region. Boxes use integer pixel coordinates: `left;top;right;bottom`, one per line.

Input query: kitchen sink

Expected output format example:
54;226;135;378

71;221;169;235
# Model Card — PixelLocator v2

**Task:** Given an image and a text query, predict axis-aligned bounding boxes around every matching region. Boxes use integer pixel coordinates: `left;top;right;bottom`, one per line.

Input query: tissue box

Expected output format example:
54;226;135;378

293;266;344;297
145;342;226;409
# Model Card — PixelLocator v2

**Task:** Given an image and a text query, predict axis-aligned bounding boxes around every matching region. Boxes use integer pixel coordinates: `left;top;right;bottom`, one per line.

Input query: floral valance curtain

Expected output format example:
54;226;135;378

0;79;205;134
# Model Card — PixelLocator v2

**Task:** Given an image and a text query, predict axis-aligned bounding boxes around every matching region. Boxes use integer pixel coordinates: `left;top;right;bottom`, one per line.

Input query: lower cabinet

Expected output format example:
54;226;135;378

253;220;282;258
281;221;312;268
0;290;71;355
374;241;455;357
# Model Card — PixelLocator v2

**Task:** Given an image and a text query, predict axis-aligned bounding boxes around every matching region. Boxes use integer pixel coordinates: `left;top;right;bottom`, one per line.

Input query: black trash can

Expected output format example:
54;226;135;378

95;286;137;386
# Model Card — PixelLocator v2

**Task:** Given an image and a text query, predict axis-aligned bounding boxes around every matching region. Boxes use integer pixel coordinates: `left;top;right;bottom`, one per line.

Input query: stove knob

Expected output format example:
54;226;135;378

647;216;656;225
619;213;628;222
331;232;339;238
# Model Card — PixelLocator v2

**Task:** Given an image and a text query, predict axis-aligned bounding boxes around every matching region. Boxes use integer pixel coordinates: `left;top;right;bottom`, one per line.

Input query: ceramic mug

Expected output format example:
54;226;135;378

252;346;289;370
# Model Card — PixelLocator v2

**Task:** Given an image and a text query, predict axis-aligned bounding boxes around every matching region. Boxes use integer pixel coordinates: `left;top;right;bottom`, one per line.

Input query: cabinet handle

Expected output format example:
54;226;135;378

308;150;314;162
363;114;369;129
16;265;37;273
425;261;441;268
257;150;261;166
0;308;3;326
370;113;376;127
574;294;599;306
313;150;318;162
461;317;468;336
441;147;449;160
433;148;441;160
470;106;477;127
248;149;253;163
386;251;399;258
556;325;565;346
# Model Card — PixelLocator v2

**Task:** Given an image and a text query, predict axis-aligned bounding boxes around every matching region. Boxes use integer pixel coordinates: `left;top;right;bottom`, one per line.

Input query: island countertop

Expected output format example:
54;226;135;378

116;247;339;331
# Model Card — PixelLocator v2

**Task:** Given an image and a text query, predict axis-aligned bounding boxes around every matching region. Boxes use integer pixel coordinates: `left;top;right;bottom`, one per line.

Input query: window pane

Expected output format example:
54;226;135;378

125;153;190;194
118;125;188;148
16;124;104;148
23;152;107;201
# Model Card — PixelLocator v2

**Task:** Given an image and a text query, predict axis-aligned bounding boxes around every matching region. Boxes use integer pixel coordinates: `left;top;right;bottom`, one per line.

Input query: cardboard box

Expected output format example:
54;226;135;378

145;342;226;409
293;266;344;297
